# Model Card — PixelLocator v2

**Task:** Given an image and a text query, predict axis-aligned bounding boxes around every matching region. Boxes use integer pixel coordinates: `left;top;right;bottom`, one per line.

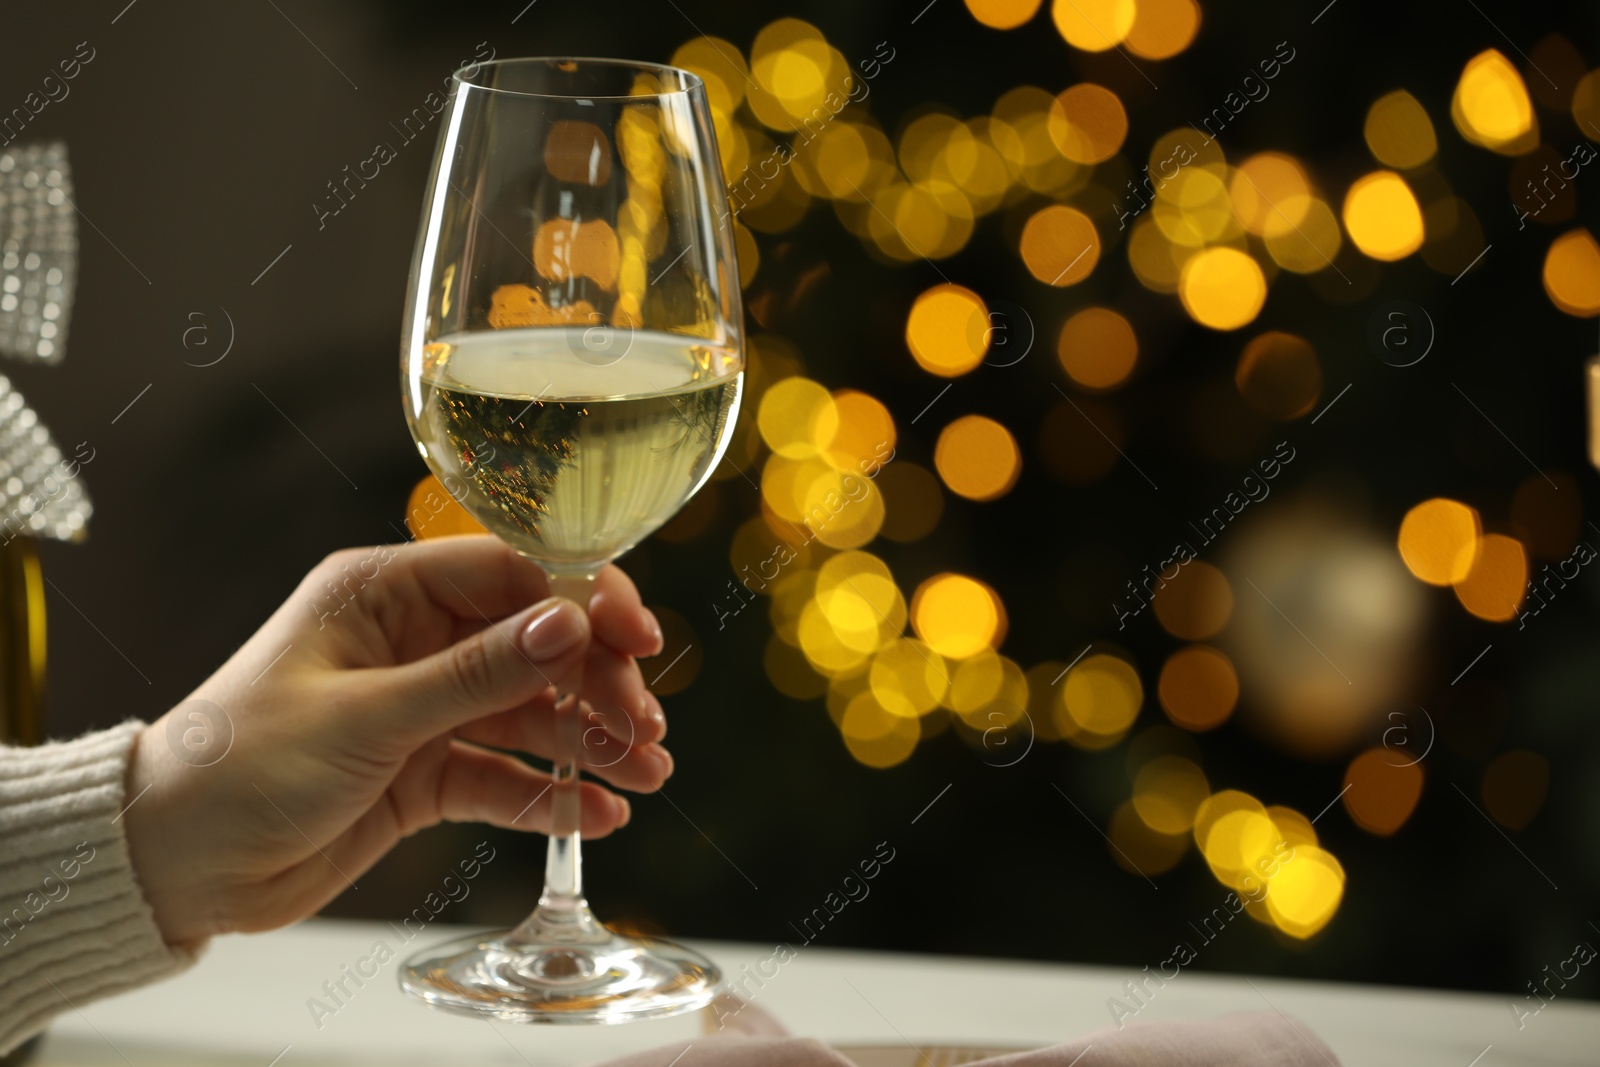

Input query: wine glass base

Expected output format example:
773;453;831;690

400;928;723;1025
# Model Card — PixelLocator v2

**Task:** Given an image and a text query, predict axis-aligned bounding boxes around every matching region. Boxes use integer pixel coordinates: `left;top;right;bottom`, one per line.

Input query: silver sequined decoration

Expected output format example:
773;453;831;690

0;141;76;364
0;374;90;544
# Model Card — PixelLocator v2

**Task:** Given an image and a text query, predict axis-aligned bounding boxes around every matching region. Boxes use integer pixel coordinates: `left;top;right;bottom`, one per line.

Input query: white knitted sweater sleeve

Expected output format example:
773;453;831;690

0;720;205;1053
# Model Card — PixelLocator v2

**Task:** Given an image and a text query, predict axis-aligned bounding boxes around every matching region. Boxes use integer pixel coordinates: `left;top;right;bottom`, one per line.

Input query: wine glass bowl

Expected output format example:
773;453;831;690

397;57;742;1024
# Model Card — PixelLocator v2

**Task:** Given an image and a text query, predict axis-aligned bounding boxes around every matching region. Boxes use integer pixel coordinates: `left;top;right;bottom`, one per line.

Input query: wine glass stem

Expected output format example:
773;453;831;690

539;570;600;923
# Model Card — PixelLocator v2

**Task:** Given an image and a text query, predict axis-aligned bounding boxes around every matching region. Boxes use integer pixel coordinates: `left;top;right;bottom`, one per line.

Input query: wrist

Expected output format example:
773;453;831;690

121;721;224;948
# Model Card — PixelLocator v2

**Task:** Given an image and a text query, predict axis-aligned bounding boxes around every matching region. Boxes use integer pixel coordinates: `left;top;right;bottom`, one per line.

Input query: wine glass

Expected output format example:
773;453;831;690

396;57;743;1024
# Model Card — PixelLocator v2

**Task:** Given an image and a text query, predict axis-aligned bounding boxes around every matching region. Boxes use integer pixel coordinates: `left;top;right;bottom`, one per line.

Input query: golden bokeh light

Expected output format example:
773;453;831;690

1453;533;1527;622
1062;653;1143;742
1541;228;1600;317
1194;791;1279;889
827;389;897;469
1153;167;1238;247
934;119;1012;214
733;221;760;288
1264;845;1344;939
911;573;1005;659
815;123;896;201
1575;69;1600;133
964;0;1042;29
1057;307;1138;391
1047;83;1128;164
1482;750;1550;830
952;655;1029;733
1235;332;1323;419
1152;561;1233;640
1125;0;1201;60
1341;747;1424;836
749;19;843;130
1020;205;1101;286
1263;197;1343;273
945;647;1004;713
840;691;922;768
905;283;990;376
1158;645;1239;731
1050;0;1135;52
899;114;970;184
1268;805;1318;850
1230;153;1312;238
670;36;750;115
1364;90;1437;169
1108;800;1189;877
758;377;840;459
1178;247;1267;330
1343;171;1424;261
1451;49;1537;155
934;415;1022;501
817;550;905;632
797;597;873;676
1133;755;1210;835
1128;216;1186;292
1398;498;1480;586
870;638;949;718
405;475;489;539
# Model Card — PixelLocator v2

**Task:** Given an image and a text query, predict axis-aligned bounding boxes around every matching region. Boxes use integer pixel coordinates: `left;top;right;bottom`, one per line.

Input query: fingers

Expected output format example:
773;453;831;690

453;702;674;793
433;741;631;837
581;640;666;746
373;535;550;622
320;538;660;663
374;596;589;744
589;565;665;658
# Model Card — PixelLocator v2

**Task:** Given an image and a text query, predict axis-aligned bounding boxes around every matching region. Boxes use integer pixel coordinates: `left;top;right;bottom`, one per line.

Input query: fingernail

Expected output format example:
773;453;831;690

521;599;586;659
643;608;664;651
646;745;674;780
613;794;631;826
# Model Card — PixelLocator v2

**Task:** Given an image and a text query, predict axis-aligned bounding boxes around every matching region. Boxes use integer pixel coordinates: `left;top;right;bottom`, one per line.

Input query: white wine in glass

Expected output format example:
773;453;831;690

398;57;743;1024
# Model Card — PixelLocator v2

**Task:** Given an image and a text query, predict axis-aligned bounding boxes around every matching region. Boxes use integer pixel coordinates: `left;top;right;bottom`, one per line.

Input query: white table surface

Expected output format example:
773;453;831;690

31;919;1598;1065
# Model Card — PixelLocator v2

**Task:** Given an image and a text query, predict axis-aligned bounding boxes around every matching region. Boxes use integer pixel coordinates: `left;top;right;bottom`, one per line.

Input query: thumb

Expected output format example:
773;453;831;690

381;597;589;742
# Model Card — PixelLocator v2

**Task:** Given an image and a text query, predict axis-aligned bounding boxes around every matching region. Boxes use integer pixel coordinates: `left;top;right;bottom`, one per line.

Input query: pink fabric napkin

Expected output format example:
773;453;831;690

595;994;1342;1066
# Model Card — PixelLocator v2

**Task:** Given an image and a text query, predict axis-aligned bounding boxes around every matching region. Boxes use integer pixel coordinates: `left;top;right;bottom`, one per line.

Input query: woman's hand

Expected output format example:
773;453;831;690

122;535;671;948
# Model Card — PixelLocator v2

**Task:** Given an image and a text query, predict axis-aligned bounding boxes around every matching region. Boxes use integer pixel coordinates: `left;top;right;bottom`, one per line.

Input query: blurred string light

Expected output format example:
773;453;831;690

647;16;1591;933
934;415;1021;500
1396;497;1526;622
1191;790;1342;938
1451;49;1538;155
1341;748;1424;836
1049;0;1135;52
1364;91;1437;169
1342;171;1424;261
1542;228;1600;316
1057;307;1138;390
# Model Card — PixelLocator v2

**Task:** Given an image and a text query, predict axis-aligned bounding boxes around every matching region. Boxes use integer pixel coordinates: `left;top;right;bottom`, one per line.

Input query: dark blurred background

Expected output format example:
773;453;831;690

5;0;1600;999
